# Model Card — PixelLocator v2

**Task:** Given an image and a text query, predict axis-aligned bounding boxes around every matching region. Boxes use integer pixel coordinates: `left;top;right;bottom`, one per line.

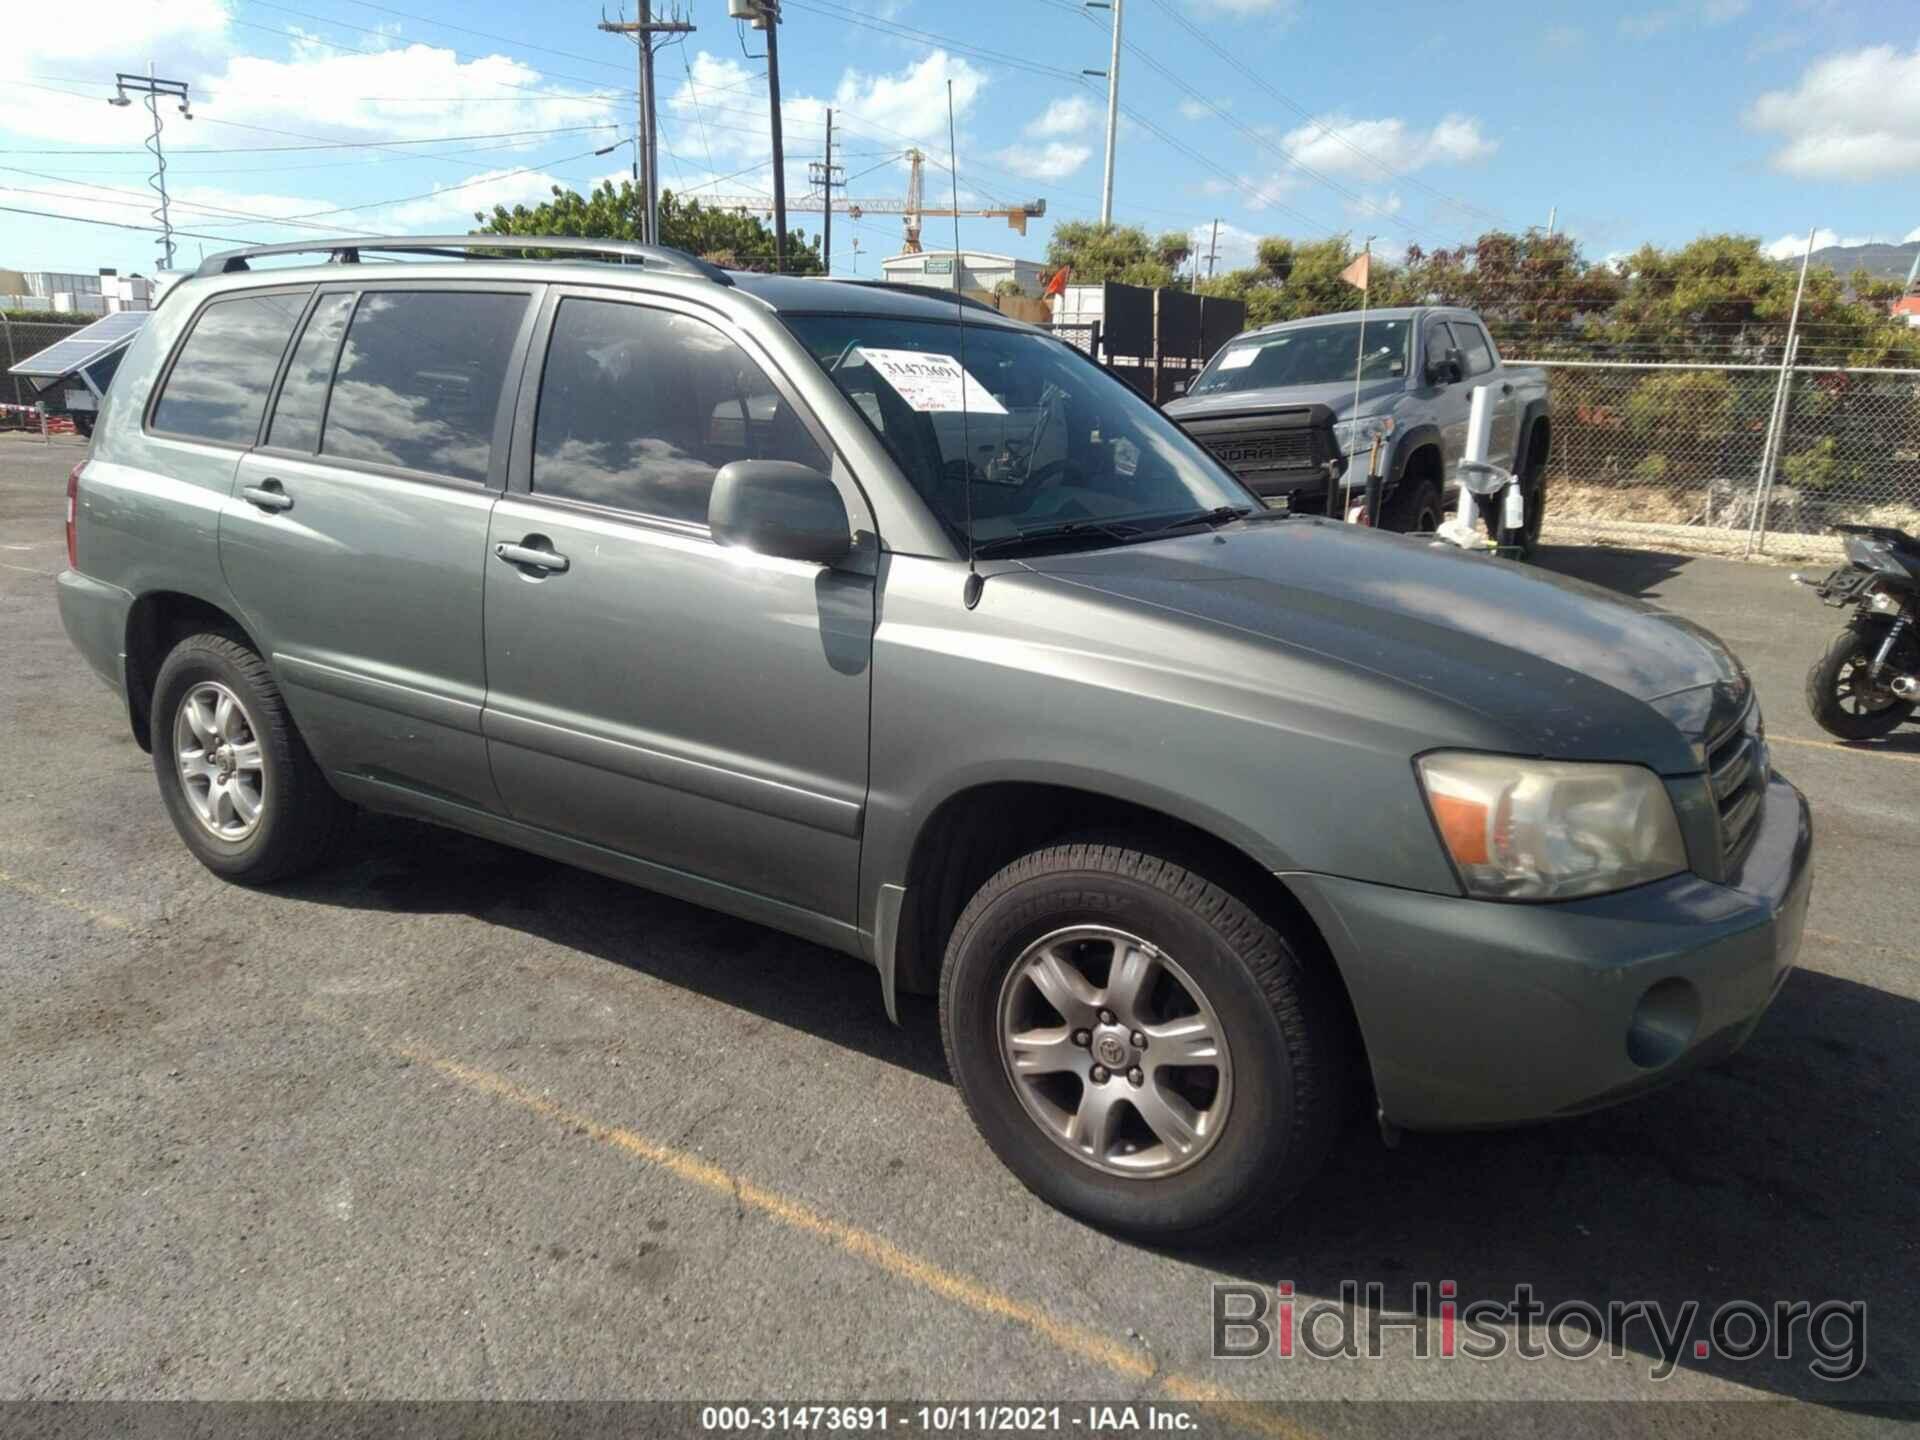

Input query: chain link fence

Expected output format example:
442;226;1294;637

1515;358;1920;561
2;316;89;409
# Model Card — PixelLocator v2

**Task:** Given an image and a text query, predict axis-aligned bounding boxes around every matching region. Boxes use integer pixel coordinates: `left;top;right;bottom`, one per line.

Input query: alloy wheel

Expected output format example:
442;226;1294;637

173;680;267;840
996;925;1234;1178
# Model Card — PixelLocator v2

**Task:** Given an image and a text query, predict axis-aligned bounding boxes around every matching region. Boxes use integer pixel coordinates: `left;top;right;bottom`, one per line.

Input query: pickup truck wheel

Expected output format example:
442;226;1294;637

1381;477;1442;535
151;632;353;884
940;841;1347;1242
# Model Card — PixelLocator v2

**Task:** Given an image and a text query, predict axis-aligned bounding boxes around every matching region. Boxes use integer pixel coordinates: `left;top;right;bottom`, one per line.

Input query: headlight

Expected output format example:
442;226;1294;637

1416;753;1688;901
1333;415;1395;456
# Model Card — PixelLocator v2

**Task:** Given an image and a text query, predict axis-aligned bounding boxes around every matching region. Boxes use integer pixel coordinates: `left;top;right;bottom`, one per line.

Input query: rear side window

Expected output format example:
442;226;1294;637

151;292;308;444
267;292;355;453
531;297;827;524
1456;322;1496;377
321;291;528;482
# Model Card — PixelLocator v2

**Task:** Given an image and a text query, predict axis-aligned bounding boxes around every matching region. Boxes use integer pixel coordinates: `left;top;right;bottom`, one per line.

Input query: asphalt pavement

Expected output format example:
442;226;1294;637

2;432;1914;1434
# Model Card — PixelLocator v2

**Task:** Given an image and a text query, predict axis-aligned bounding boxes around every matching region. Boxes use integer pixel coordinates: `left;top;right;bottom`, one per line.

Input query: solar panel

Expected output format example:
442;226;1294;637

8;310;150;381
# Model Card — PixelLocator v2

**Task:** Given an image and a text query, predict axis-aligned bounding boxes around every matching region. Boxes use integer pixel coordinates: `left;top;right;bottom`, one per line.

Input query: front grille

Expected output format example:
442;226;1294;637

1201;428;1317;475
1707;698;1767;868
1174;408;1339;485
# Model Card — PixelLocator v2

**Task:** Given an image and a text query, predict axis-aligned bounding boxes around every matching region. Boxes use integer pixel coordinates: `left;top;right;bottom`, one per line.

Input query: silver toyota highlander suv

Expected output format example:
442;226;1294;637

57;237;1812;1241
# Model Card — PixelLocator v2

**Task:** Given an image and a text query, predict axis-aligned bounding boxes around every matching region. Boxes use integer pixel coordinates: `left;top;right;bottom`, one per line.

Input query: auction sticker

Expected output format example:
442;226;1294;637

859;347;1007;414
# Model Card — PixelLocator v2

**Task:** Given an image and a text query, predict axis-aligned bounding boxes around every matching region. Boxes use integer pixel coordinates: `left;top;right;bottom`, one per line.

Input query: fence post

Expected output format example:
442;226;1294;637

1745;228;1815;558
0;313;14;410
1748;339;1800;557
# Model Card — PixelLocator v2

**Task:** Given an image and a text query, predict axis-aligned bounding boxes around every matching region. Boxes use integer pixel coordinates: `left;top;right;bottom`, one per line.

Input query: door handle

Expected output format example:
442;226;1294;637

241;481;293;513
494;539;570;573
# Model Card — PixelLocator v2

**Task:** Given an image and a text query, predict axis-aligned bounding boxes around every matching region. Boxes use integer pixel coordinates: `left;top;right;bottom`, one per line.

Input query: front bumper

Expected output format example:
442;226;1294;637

1286;770;1813;1130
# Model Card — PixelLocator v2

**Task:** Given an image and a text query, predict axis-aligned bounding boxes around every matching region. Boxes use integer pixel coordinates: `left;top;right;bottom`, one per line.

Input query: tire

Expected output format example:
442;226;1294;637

151;632;353;883
1806;619;1914;740
1381;476;1442;535
939;840;1350;1243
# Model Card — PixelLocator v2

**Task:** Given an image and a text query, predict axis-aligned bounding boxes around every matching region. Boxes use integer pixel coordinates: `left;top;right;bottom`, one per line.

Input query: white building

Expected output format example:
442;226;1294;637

879;250;1047;298
1;267;154;315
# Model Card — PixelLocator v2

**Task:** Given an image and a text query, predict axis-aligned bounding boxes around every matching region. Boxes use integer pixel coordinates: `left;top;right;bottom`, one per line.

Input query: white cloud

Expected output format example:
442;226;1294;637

1188;220;1260;274
1234;113;1496;205
1025;95;1095;138
1748;46;1920;180
991;141;1092;182
1907;225;1920;244
1178;97;1223;121
1761;228;1886;260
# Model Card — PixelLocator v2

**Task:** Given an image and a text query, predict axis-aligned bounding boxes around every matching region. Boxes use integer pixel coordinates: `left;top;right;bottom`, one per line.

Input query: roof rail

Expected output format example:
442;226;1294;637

192;235;734;286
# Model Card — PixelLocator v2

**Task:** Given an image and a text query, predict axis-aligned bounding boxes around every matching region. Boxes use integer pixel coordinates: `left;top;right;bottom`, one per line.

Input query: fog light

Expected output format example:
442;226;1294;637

1626;978;1700;1069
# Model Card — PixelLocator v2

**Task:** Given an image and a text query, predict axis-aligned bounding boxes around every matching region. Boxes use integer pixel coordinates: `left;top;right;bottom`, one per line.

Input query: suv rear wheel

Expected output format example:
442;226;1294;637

940;840;1349;1241
151;632;352;883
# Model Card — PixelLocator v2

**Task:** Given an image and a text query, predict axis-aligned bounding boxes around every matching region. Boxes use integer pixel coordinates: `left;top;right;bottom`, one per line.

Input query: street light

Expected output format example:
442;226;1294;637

108;68;193;269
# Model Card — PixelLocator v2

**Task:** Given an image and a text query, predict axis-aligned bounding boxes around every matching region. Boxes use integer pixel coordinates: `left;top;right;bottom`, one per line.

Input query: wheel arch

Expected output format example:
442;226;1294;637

1388;426;1444;489
888;778;1368;1084
1518;403;1551;473
123;590;265;752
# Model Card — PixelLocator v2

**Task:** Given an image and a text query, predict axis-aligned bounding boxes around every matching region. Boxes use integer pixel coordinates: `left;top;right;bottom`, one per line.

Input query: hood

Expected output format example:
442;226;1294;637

1019;519;1748;772
1164;377;1405;421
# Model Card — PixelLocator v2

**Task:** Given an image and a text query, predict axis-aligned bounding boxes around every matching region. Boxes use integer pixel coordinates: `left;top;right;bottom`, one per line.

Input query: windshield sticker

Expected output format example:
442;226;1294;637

1216;347;1261;370
858;347;1008;415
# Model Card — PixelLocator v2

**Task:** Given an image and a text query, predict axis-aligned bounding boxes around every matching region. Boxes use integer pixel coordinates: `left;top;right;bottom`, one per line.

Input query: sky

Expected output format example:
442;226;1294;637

2;0;1918;284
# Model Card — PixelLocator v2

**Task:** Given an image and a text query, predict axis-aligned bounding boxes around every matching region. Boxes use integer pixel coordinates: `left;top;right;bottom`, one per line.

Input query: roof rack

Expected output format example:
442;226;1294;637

192;235;734;286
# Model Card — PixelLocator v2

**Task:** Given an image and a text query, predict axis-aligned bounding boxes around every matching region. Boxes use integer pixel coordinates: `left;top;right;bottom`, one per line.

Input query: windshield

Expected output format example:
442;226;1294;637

1189;318;1411;396
783;314;1255;548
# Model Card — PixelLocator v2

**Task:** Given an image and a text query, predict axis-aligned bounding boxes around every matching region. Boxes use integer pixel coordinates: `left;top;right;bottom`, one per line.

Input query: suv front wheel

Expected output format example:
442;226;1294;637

151;632;352;884
940;840;1350;1241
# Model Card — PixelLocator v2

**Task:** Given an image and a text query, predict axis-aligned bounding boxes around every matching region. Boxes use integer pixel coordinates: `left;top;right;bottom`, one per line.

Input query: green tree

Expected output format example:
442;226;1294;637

1042;221;1175;288
475;179;824;274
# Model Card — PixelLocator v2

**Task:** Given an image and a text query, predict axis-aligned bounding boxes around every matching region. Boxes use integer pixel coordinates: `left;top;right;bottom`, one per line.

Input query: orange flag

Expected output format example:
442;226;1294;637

1044;265;1070;297
1339;251;1371;291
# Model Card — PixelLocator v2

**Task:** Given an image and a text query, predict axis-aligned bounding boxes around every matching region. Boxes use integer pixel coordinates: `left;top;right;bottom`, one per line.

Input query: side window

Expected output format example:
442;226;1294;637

267;292;355;453
1423;320;1458;380
321;290;528;482
1456;322;1496;378
151;292;308;444
532;297;828;525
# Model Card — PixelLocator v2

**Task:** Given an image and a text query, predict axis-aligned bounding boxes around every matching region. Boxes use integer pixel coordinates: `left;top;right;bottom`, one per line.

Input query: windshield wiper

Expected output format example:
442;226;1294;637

972;518;1145;558
1131;505;1257;537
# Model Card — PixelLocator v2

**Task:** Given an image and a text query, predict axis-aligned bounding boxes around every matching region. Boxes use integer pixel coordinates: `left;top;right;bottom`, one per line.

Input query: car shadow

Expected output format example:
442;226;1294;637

1160;961;1918;1406
282;813;1913;1406
275;811;949;1083
1534;544;1699;602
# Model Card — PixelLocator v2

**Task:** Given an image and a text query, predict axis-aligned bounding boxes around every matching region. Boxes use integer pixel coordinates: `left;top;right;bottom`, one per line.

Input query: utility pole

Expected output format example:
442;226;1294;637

1094;0;1123;225
108;66;192;270
808;108;843;275
599;4;694;245
763;3;789;270
1205;217;1219;279
1545;205;1556;240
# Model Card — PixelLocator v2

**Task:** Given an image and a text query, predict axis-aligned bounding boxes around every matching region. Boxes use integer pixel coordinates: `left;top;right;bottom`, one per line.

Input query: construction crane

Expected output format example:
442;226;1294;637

705;149;1045;255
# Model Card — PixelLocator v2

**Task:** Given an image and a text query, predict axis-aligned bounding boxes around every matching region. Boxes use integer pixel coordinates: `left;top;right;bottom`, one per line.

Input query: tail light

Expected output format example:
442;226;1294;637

66;461;83;570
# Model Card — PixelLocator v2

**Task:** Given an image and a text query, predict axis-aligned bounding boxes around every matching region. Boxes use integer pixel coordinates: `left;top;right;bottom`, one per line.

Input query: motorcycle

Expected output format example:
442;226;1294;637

1796;524;1920;739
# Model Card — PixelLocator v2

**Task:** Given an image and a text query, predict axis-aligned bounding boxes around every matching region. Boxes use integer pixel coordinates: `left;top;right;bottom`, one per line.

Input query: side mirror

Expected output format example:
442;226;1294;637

1426;351;1463;386
709;460;852;565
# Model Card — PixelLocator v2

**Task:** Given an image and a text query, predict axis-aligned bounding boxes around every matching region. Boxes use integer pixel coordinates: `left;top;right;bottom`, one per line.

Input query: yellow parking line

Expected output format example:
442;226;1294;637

0;867;134;929
1770;734;1920;766
402;1045;1310;1439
